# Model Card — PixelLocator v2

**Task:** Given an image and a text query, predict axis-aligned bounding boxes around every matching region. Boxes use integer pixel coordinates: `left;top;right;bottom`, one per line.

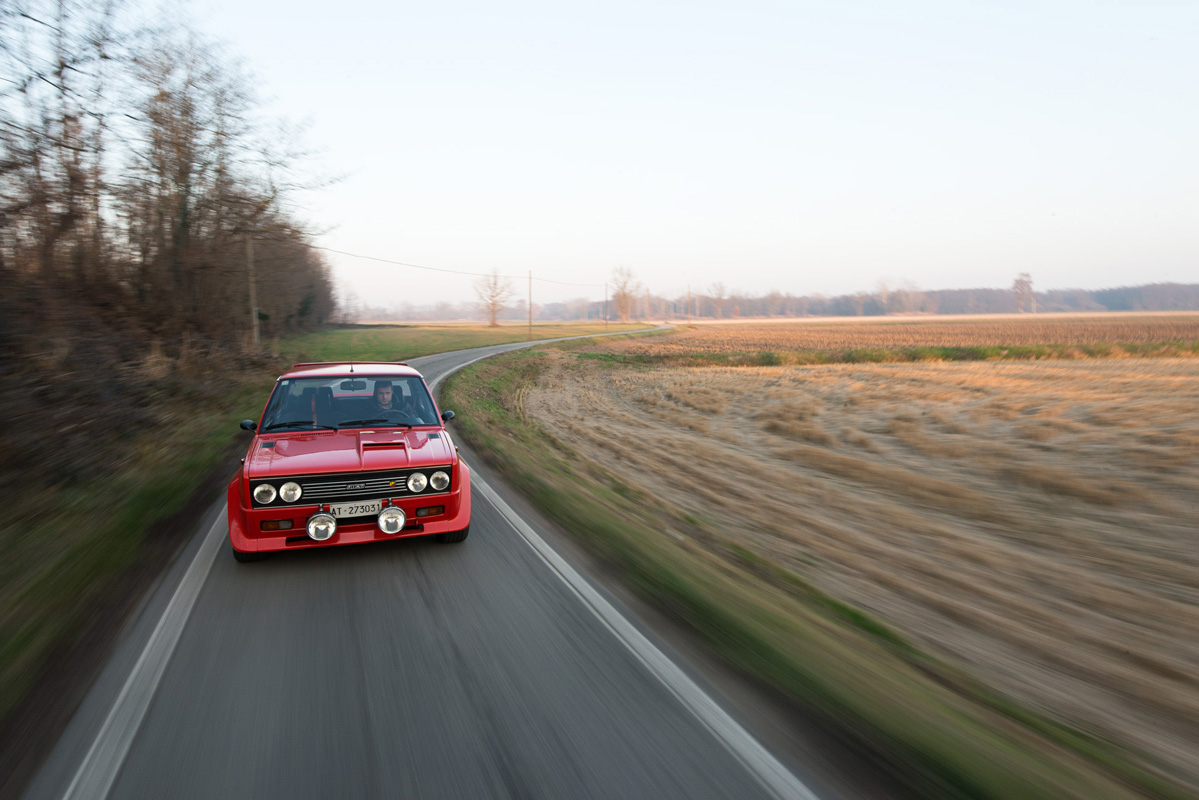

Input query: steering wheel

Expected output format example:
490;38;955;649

382;409;412;422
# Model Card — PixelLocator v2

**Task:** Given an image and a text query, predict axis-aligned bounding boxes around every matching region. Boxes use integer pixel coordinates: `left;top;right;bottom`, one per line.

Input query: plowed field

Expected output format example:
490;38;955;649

524;349;1199;787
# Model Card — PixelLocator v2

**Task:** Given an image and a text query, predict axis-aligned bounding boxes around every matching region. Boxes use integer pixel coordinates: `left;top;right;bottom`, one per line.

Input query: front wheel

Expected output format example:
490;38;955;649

438;526;469;544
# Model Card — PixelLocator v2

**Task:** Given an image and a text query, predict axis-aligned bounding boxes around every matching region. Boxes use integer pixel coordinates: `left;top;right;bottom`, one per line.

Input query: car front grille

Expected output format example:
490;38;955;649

302;474;414;501
250;467;452;508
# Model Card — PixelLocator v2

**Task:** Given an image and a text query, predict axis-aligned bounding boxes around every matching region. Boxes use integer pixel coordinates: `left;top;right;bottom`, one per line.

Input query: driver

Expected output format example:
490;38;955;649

371;380;398;414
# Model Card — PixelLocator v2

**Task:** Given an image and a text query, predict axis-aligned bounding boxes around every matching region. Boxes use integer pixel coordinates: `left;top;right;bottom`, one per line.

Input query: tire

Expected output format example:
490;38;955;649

438;526;469;544
232;547;268;562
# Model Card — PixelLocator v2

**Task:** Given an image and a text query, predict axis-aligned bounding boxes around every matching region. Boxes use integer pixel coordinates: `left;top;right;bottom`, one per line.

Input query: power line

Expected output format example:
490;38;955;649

313;246;603;288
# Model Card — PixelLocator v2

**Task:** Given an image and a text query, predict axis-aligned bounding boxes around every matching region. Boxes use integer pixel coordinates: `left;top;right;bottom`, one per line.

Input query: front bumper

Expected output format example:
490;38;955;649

228;462;471;554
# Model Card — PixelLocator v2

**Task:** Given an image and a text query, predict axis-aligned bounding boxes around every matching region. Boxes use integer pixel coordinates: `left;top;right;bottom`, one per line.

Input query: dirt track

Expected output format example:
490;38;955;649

525;353;1199;786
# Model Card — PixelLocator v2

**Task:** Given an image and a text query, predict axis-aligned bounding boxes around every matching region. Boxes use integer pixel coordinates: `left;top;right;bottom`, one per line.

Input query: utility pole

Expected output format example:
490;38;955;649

604;283;608;331
687;284;691;323
528;270;532;340
246;231;260;348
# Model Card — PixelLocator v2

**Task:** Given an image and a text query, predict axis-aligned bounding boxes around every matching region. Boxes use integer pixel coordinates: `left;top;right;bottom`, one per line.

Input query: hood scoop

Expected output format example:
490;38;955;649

363;441;406;449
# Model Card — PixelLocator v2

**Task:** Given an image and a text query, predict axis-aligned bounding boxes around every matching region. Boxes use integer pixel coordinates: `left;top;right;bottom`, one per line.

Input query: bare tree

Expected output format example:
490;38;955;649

0;0;336;343
611;266;637;322
893;280;925;314
851;292;868;316
709;282;727;319
475;269;514;327
1012;272;1034;312
875;279;892;313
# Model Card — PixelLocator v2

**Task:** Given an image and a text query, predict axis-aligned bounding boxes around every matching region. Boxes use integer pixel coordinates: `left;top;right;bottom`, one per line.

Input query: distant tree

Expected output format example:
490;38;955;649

1013;273;1034;312
875;279;893;313
474;269;514;326
611;266;637;322
893;280;926;314
708;282;727;318
851;292;868;316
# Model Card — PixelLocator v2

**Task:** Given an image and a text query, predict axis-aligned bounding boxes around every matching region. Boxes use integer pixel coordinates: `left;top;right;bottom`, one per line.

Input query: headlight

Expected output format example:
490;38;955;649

307;513;337;541
429;471;450;491
254;483;277;504
407;472;428;492
279;482;302;503
378;506;406;534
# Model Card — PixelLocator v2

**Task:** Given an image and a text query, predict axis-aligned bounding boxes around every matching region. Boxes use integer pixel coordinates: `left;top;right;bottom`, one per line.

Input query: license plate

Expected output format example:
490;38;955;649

329;499;383;518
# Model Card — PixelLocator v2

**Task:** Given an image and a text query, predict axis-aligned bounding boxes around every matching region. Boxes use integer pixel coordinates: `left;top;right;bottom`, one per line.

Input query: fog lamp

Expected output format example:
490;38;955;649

378;506;406;534
307;513;337;541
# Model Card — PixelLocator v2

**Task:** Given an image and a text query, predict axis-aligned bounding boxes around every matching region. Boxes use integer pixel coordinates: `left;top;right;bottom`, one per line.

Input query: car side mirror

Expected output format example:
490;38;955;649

240;419;258;431
440;410;455;422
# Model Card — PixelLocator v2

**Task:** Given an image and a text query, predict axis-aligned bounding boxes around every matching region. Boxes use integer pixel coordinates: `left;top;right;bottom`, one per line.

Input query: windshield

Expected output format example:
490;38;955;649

260;375;439;431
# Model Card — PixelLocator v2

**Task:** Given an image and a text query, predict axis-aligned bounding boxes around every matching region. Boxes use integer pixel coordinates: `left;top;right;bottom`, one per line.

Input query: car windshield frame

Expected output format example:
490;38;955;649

260;374;440;431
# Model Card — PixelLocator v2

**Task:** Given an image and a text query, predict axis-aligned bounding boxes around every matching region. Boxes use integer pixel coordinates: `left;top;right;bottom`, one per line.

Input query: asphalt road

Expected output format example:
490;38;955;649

24;338;830;800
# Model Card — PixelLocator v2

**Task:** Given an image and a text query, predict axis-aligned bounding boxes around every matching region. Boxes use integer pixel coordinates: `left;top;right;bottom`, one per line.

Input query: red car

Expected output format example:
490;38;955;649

227;362;471;561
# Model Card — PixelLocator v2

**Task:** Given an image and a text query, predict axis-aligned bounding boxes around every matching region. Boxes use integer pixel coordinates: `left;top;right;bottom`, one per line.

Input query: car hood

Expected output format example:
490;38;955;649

245;429;453;478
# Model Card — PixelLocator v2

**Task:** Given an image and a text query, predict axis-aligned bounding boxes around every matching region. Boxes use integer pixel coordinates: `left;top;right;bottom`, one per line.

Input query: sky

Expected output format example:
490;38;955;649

194;0;1199;308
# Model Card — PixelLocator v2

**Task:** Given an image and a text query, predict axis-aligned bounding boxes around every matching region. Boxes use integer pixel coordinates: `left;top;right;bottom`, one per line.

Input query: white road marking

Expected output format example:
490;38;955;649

60;515;225;800
472;476;821;800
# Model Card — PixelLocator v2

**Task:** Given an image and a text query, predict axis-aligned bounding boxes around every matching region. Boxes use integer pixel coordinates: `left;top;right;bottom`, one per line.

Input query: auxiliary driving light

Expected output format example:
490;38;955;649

429;471;450;491
407;472;428;492
306;513;337;541
377;506;406;534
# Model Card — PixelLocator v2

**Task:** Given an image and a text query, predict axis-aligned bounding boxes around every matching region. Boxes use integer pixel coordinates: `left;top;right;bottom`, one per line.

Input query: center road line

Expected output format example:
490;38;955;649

470;475;821;800
60;514;225;800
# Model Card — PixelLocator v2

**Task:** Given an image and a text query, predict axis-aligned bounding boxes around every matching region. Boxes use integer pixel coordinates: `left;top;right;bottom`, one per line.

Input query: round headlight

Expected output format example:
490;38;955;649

407;472;428;492
254;483;277;504
279;482;302;503
378;506;406;534
429;471;450;491
307;513;337;541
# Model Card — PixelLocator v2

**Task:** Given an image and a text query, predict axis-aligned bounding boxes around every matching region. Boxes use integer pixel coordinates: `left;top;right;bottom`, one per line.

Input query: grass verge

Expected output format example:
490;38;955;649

282;322;652;362
0;378;269;727
442;347;1190;800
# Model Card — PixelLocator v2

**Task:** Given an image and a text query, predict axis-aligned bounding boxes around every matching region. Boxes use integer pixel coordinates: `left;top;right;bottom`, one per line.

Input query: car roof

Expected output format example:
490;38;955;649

279;362;422;380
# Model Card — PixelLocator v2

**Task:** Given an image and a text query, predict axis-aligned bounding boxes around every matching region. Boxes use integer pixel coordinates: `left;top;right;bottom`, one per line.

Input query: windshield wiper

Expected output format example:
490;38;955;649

338;418;412;429
262;419;338;432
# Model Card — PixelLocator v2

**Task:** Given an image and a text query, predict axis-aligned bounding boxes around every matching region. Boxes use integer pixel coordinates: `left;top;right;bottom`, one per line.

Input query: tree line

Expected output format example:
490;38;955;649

1;0;335;357
354;274;1199;323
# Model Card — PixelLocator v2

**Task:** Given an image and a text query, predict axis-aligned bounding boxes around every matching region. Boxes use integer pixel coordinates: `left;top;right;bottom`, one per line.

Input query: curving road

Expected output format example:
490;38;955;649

23;338;834;800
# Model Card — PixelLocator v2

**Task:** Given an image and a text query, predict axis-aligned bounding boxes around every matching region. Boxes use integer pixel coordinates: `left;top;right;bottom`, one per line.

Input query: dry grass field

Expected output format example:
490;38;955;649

605;314;1199;363
522;330;1199;789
